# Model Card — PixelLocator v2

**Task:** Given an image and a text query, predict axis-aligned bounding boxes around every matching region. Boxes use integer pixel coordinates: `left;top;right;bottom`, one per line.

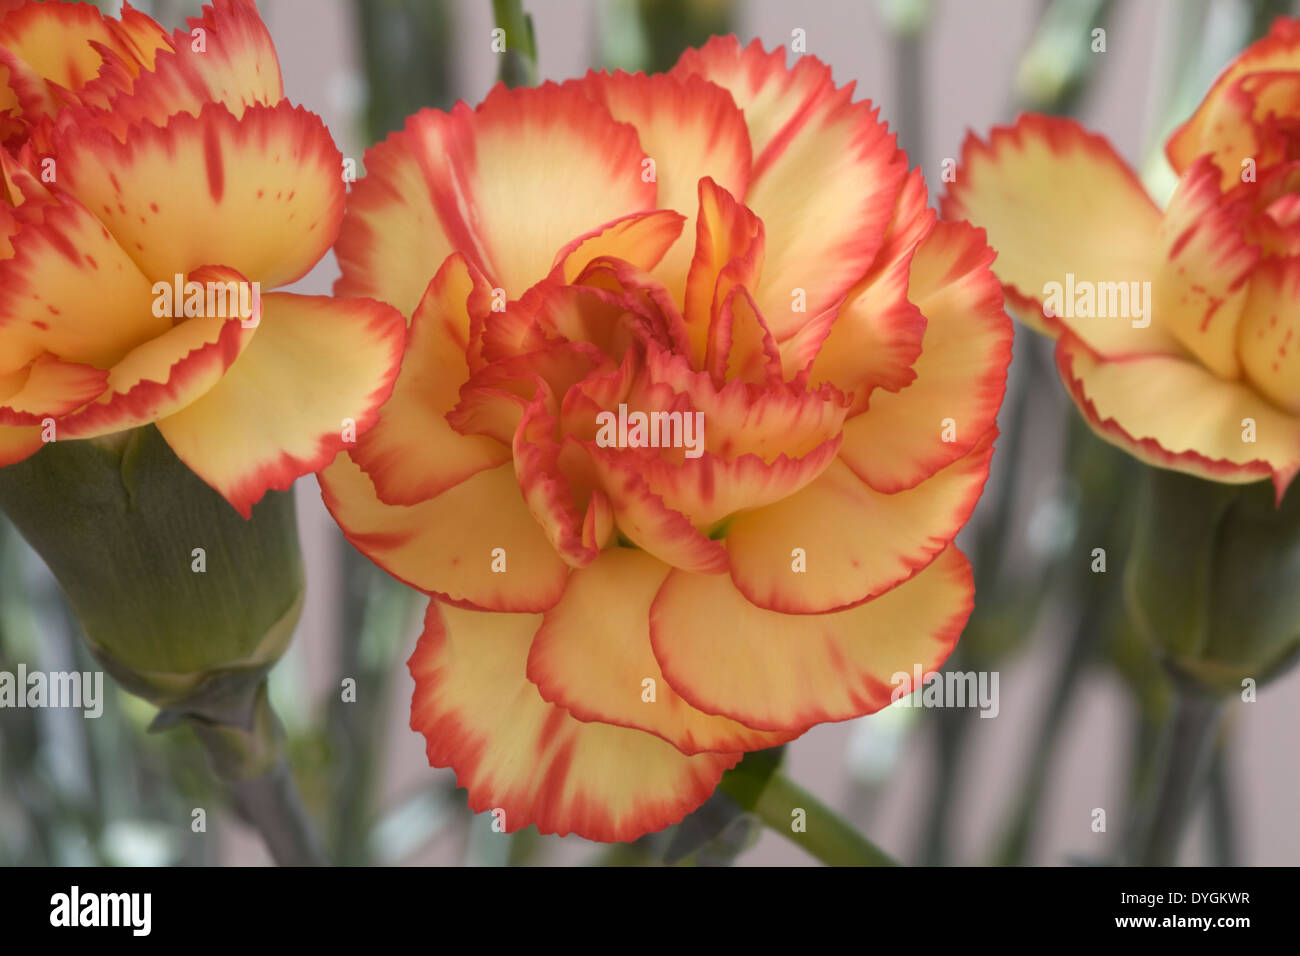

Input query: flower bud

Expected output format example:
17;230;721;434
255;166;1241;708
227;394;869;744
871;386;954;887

0;426;303;716
1125;467;1300;696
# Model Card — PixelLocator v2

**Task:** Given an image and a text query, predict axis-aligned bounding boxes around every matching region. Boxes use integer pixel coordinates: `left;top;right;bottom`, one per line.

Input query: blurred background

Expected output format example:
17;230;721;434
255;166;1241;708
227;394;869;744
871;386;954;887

1;0;1297;866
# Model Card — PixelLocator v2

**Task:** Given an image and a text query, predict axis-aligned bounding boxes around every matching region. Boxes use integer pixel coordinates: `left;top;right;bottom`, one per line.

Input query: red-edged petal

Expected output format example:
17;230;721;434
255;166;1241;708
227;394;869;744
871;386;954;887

0;192;164;371
675;38;908;336
410;599;740;842
588;445;729;574
57;274;256;440
55;100;343;289
576;69;752;301
320;452;570;612
548;208;685;285
352;253;510;506
650;545;973;733
527;547;793;755
682;176;763;365
1153;157;1258;379
725;431;996;614
84;0;282;138
380;83;656;300
155;292;403;517
945;113;1184;357
836;221;1012;493
1057;331;1300;503
1167;19;1300;174
0;352;107;422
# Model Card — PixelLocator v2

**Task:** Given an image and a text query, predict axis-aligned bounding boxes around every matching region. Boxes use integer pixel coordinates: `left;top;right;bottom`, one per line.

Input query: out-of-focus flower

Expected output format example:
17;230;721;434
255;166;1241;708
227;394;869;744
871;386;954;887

947;61;1300;503
322;37;1012;841
0;0;403;516
1167;18;1300;189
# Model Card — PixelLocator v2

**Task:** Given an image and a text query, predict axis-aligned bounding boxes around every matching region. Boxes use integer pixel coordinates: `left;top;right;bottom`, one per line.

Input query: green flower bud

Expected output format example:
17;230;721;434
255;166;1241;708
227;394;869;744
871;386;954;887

0;426;303;721
1125;467;1300;697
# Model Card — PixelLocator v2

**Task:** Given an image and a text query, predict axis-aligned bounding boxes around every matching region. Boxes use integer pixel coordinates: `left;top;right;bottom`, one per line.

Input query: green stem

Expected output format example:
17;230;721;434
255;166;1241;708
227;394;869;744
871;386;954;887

1128;688;1224;866
992;606;1094;865
174;681;328;867
1206;740;1238;867
720;770;898;866
491;0;538;88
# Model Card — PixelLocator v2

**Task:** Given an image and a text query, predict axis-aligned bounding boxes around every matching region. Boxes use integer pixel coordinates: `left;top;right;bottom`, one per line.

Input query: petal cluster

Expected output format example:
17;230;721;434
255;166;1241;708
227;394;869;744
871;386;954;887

948;18;1300;502
323;37;1012;841
0;0;404;515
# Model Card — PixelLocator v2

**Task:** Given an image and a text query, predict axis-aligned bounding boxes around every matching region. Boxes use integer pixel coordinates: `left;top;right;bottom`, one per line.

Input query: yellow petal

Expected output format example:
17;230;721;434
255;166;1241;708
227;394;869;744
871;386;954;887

1153;158;1258;379
837;221;1012;492
725;433;994;614
528;547;793;755
649;545;973;732
352;253;510;506
55;100;343;289
0;194;165;371
156;292;403;517
320;453;570;613
410;599;739;842
580;69;752;302
1239;256;1300;414
1057;331;1300;501
946;114;1183;357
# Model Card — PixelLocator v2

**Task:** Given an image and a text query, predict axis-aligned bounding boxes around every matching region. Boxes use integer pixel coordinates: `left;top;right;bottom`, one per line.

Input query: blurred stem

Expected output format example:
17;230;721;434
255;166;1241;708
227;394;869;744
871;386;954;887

880;0;928;161
1128;688;1224;866
917;701;965;866
492;0;538;88
353;0;452;139
328;550;415;865
1207;740;1238;867
180;682;328;866
720;770;898;866
1016;0;1113;114
991;605;1093;865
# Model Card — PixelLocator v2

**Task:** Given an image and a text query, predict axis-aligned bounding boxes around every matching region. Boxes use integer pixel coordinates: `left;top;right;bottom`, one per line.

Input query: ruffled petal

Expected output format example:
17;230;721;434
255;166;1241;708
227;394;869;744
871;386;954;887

332;120;458;318
57;282;256;440
649;545;973;732
410;598;739;842
527;547;792;755
1167;18;1300;174
0;193;165;371
945;114;1184;357
674;38;908;336
55;100;343;289
577;69;752;301
0;352;107;421
352;253;510;506
320;450;570;612
725;432;995;614
79;0;282;138
548;209;684;285
156;292;403;517
395;83;656;299
1153;157;1258;379
1057;331;1300;502
836;221;1012;492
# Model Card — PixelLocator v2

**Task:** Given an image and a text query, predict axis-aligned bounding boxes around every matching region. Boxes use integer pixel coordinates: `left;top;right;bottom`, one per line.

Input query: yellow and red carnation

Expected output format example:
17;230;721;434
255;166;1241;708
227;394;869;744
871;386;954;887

322;37;1012;842
0;0;404;516
947;21;1300;503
